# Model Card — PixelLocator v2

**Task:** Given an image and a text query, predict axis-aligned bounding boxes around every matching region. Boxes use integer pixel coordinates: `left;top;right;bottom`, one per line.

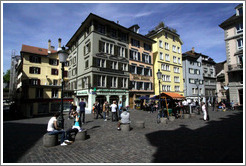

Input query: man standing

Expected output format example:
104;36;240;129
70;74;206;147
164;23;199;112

79;98;86;125
110;101;118;121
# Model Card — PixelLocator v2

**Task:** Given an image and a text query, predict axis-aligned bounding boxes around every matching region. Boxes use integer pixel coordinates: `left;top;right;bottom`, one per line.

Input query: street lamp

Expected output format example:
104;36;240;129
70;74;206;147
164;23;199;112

156;69;162;110
57;46;68;129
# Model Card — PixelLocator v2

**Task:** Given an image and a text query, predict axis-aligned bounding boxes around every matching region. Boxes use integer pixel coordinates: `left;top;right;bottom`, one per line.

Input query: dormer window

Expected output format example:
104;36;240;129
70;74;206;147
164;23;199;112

236;6;243;16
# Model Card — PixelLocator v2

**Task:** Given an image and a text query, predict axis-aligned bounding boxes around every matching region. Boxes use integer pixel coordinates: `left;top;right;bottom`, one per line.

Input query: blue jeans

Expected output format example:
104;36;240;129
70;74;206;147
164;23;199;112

103;112;107;120
48;130;66;144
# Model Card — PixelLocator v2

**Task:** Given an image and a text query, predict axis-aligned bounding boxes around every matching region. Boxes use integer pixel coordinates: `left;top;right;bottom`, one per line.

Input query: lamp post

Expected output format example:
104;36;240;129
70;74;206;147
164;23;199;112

57;46;68;129
156;69;162;110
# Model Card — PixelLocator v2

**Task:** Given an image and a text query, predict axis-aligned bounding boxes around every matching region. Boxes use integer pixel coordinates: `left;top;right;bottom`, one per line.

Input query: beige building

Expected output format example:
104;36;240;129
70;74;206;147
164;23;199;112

216;60;229;102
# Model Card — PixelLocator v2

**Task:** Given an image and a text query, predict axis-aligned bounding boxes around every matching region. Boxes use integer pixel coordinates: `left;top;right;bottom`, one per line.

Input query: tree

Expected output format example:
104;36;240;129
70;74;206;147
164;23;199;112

155;21;165;30
3;70;10;84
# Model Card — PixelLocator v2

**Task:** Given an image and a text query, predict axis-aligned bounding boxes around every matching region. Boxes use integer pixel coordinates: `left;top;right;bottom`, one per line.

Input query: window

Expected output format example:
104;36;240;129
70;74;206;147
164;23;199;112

174;67;180;73
98;75;106;87
165;42;169;50
236;23;243;34
73;57;76;64
160;52;163;60
172;45;176;52
162;75;171;82
52;89;58;98
131;81;137;90
85;42;91;55
49;59;59;66
236;7;243;16
29;79;40;85
174;86;180;92
189;78;195;84
137;66;144;75
195;69;200;75
159;40;163;48
204;68;208;73
122;63;127;71
29;56;41;63
64;71;68;77
51;69;58;75
85;60;89;68
178;58;181;64
165;54;170;61
29;67;40;74
237;38;243;50
118;46;126;57
174;76;180;83
122;78;128;88
144;68;152;76
53;80;58;85
130;50;140;61
97;24;105;34
111;28;117;38
130;65;137;74
189;68;194;74
173;56;177;63
197;62;201;66
111;77;117;88
36;88;43;98
72;68;77;76
177;47;181;54
111;61;118;70
142;53;150;63
131;38;140;48
161;64;170;71
144;43;152;51
162;85;171;91
98;59;105;68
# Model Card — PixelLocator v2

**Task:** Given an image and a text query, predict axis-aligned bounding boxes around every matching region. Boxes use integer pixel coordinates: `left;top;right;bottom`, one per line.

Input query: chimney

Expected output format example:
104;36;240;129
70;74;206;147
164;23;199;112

48;39;51;54
58;38;62;48
192;47;195;53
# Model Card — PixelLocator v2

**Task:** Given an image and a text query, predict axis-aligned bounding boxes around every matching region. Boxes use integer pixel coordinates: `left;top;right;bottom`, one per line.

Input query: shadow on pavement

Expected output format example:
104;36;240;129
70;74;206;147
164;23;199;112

146;112;243;163
3;122;47;163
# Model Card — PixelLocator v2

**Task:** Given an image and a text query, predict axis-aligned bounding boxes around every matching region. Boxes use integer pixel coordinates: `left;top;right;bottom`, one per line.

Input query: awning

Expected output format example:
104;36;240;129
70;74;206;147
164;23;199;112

139;96;149;100
160;92;185;100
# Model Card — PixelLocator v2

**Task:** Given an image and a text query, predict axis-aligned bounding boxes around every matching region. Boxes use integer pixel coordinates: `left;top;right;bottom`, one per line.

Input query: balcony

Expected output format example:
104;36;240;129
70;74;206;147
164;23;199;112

228;63;243;72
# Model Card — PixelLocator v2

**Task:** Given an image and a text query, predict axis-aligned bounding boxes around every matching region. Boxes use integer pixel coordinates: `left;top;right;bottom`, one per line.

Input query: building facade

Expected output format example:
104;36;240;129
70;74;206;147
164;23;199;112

182;48;205;103
216;60;229;103
201;54;217;103
66;13;130;111
146;27;184;97
128;25;155;109
219;4;243;106
16;40;72;117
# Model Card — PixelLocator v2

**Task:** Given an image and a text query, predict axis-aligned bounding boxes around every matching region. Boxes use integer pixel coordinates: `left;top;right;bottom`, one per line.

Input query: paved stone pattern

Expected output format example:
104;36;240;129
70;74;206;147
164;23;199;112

3;108;243;163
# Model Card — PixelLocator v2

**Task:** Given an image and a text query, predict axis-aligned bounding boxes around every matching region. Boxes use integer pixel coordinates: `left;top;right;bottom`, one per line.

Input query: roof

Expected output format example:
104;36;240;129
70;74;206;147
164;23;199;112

160;92;185;100
182;50;202;60
219;14;243;29
21;44;57;56
215;60;226;74
66;13;155;47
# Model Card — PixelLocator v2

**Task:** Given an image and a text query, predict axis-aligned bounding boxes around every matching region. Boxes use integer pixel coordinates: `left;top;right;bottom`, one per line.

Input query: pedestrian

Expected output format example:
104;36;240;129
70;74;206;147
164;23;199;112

110;101;118;121
117;108;130;130
46;112;69;146
65;111;82;142
103;101;108;121
106;101;110;118
202;102;207;121
95;101;103;119
182;99;188;114
68;101;74;120
118;101;123;118
79;98;86;125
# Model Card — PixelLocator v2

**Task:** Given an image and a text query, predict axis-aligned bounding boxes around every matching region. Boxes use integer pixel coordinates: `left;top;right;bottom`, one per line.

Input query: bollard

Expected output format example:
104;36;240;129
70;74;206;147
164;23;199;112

43;133;58;147
121;123;130;131
135;121;145;128
76;129;87;141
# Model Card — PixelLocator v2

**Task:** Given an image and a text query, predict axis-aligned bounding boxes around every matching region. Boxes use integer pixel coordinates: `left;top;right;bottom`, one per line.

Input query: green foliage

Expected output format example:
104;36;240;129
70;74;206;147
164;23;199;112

155;21;165;30
3;70;10;83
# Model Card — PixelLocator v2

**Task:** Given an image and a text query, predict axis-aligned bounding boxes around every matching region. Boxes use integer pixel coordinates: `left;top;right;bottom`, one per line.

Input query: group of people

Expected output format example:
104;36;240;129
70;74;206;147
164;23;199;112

46;99;130;146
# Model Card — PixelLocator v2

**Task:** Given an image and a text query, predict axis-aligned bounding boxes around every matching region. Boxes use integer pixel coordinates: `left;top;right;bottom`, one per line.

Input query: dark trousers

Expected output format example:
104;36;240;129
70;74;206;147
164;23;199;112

96;109;103;119
112;112;118;121
66;128;78;141
79;111;85;125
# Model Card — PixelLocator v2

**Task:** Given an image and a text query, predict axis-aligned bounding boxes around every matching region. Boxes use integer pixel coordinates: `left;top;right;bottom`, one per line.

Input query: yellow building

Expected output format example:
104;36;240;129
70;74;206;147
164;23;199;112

146;27;184;96
16;39;73;117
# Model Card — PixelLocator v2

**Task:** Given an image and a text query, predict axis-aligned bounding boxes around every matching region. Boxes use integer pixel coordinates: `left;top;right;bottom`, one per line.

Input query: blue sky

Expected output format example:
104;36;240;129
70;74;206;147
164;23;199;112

2;2;240;73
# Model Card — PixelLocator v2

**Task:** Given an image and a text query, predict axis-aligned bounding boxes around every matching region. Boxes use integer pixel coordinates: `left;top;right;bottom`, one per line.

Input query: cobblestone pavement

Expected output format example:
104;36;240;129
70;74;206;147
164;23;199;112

3;108;243;163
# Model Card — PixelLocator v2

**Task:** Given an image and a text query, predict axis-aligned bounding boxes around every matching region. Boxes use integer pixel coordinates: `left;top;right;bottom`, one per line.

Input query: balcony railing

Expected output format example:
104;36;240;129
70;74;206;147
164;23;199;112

228;63;243;71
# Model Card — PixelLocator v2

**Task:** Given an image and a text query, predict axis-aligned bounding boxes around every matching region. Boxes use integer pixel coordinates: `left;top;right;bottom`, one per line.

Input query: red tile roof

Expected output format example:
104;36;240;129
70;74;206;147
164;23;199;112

21;44;57;56
160;92;185;99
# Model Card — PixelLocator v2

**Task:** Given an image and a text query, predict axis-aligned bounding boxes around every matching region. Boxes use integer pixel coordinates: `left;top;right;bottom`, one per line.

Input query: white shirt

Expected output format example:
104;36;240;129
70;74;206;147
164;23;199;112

110;104;117;112
202;105;206;112
121;111;130;124
182;100;188;106
47;117;56;132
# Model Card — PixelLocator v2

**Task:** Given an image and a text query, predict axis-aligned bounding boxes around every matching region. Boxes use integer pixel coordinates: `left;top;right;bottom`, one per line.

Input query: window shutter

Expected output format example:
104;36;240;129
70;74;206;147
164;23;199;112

149;56;151;64
38;79;41;85
144;68;147;76
144;83;148;90
137;67;141;75
150;69;152;76
130;50;133;59
107;76;111;88
118;62;122;71
138;52;140;61
118;77;123;88
114;45;118;56
38;68;41;74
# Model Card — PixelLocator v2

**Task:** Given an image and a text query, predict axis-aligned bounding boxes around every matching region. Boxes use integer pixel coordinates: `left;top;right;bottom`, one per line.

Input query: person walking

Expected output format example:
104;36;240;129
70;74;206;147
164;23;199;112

79;98;86;125
202;102;207;121
103;101;108;121
95;101;103;119
110;101;118;122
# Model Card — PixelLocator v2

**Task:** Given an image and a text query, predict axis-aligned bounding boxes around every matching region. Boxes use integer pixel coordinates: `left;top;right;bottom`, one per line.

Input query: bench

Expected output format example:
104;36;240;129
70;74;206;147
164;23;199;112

135;121;145;128
43;133;58;147
183;114;190;119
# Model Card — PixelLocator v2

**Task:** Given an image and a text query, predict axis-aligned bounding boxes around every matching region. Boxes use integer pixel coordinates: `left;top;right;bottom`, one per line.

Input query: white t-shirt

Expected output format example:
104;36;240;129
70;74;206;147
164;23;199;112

121;111;130;124
47;117;57;132
202;105;206;112
110;104;117;112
